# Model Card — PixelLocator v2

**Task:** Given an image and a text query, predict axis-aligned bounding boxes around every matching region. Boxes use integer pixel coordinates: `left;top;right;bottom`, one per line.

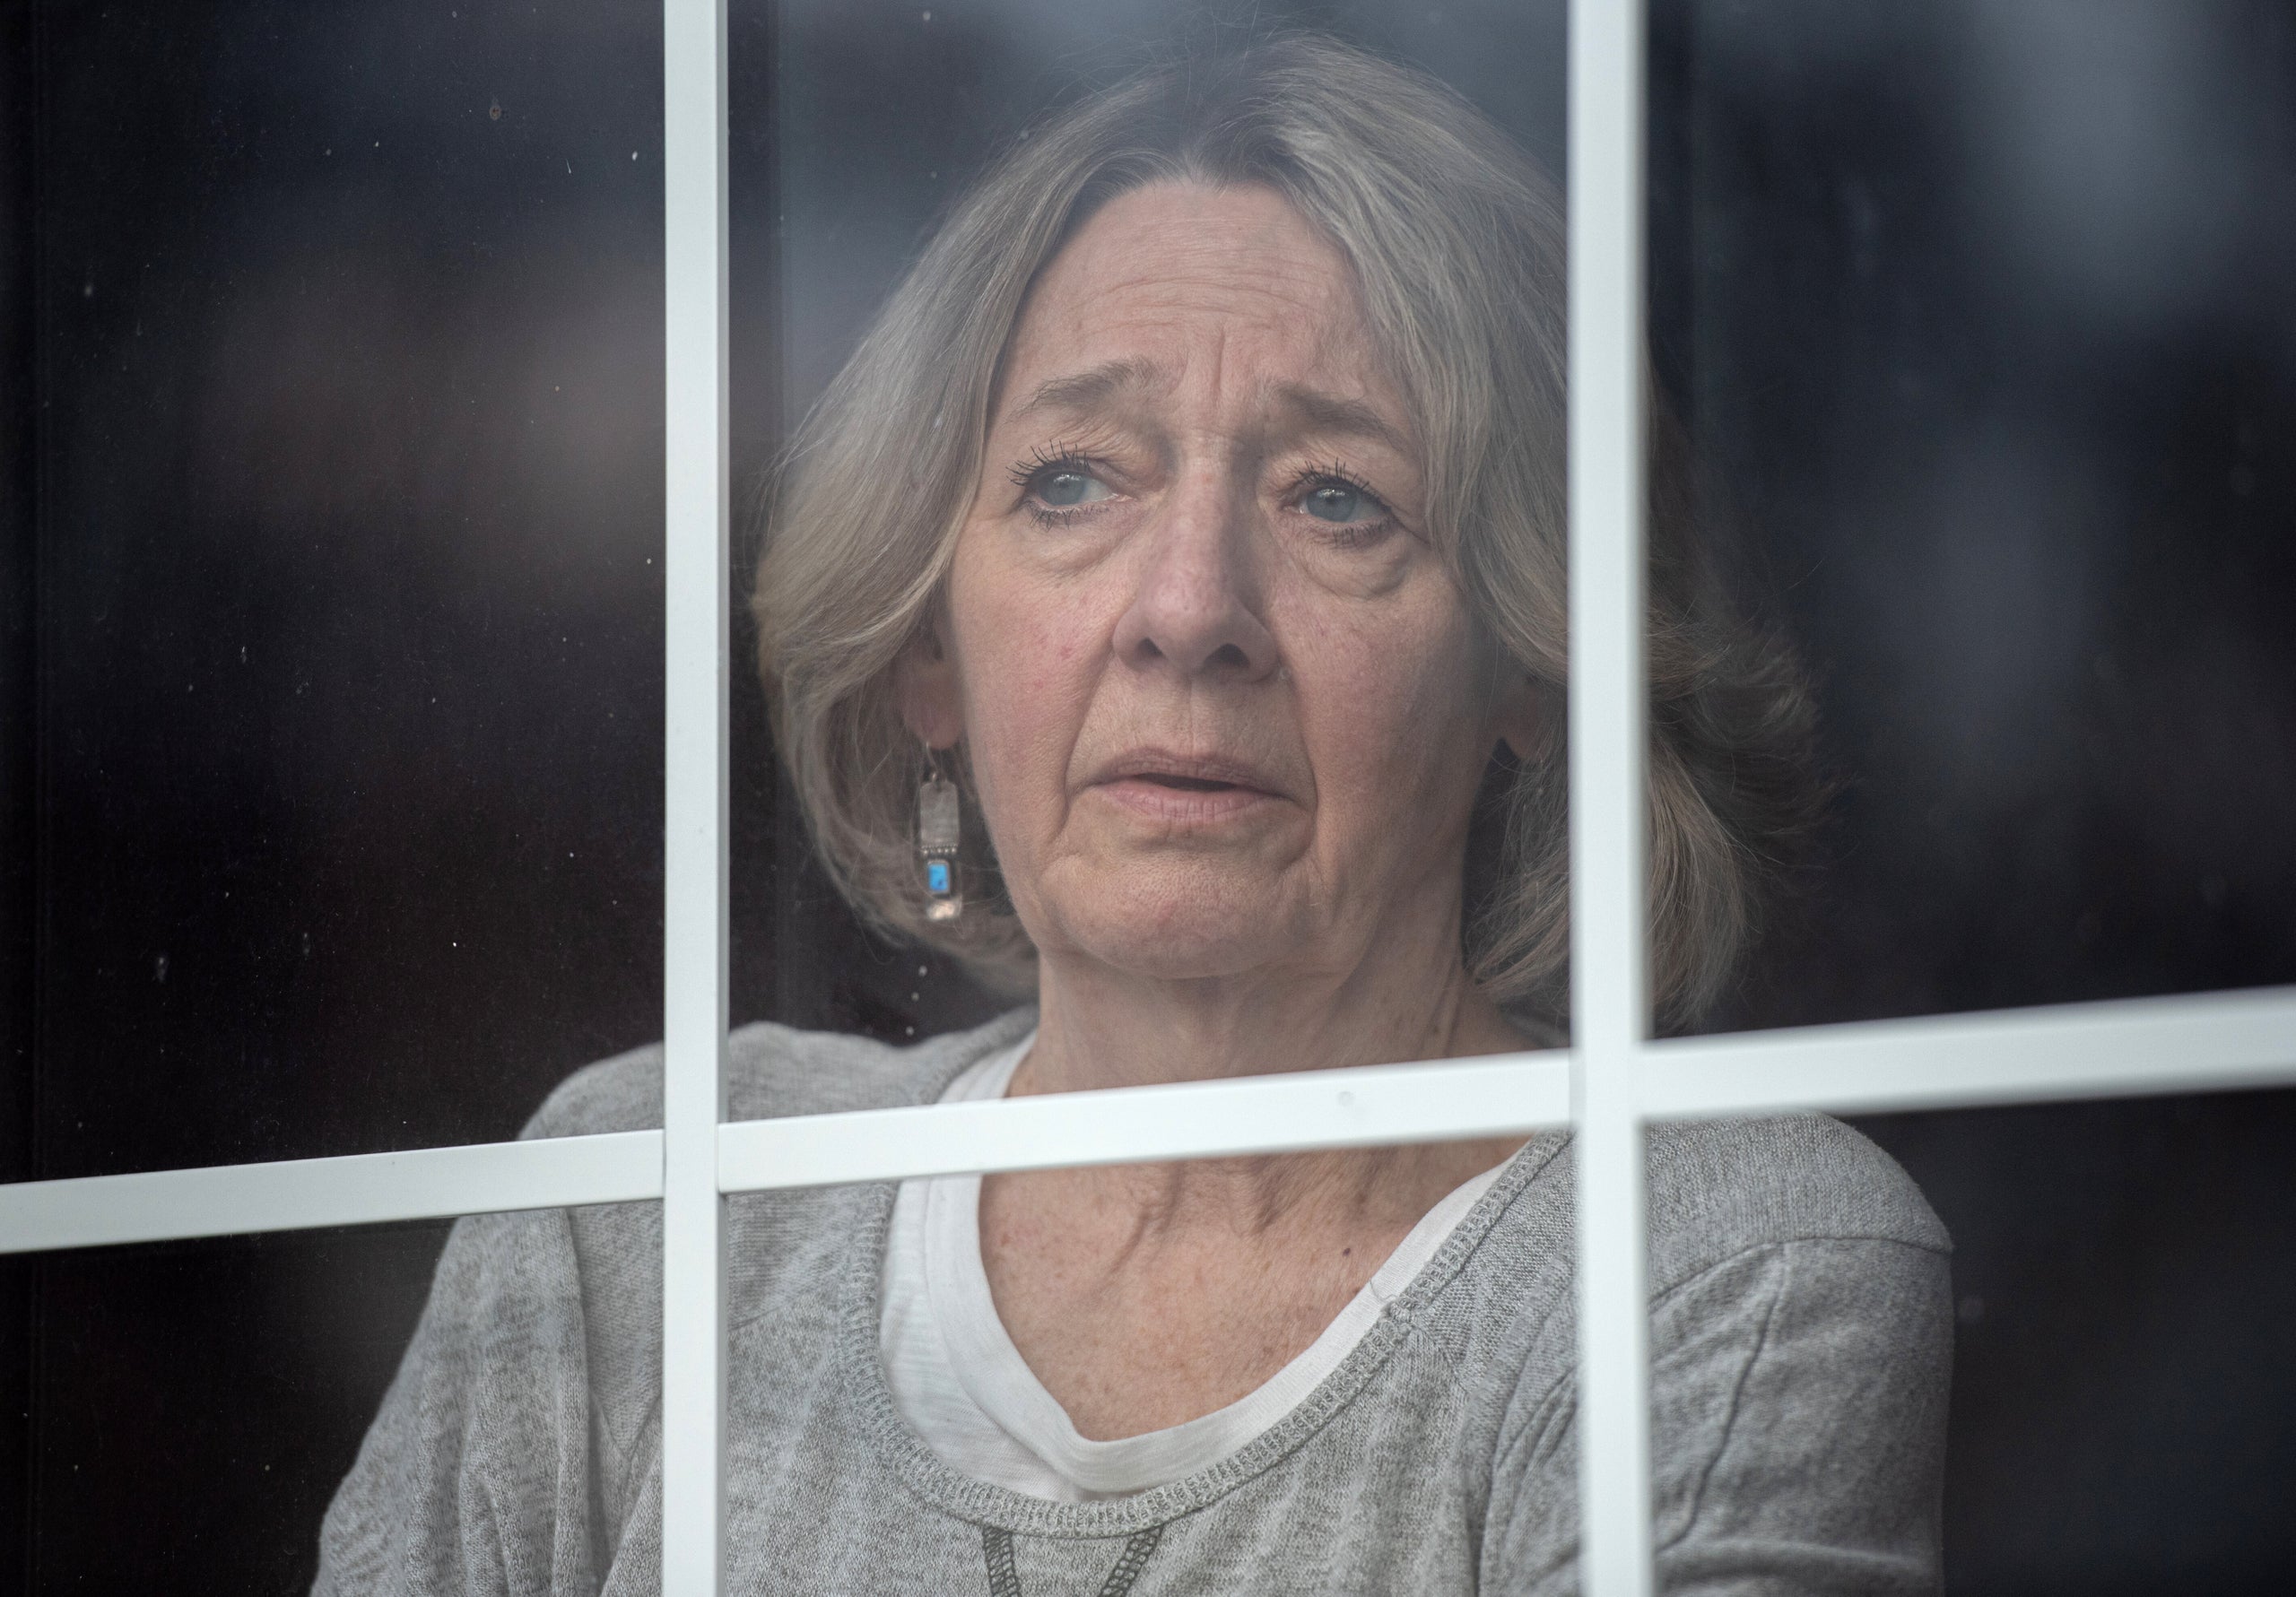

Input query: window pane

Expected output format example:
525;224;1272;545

1626;1112;1955;1589
9;1220;409;1588
1639;12;2296;1567
1639;1091;2296;1593
7;0;665;1176
1651;1;2296;1033
1849;1090;2296;1593
729;0;1575;1062
12;1200;661;1591
713;1141;1568;1591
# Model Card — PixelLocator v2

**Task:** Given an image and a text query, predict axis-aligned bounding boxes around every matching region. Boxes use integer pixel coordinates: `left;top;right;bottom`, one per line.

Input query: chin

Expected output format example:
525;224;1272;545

1039;871;1306;983
1078;932;1269;983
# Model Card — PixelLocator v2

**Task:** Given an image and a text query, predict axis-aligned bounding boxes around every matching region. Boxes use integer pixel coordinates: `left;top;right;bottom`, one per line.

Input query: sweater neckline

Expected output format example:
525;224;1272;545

909;1035;1510;1500
834;1012;1570;1539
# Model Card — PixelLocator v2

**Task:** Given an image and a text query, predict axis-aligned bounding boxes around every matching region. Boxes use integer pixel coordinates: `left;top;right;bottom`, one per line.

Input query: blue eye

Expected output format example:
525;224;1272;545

1304;480;1388;524
1016;459;1115;513
1039;471;1094;507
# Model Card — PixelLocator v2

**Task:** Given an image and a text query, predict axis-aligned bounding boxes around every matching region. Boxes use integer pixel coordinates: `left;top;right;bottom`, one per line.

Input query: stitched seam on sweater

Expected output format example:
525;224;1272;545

1100;1526;1163;1594
979;1526;1165;1597
845;1183;1431;1537
982;1525;1022;1596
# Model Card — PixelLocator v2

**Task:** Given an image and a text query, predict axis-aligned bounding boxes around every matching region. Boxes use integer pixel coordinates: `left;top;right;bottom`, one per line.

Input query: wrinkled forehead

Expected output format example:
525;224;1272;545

990;180;1406;438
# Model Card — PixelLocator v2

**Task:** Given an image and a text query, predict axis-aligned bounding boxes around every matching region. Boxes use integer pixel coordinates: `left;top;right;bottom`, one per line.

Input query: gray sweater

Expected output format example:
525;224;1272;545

316;1010;1952;1596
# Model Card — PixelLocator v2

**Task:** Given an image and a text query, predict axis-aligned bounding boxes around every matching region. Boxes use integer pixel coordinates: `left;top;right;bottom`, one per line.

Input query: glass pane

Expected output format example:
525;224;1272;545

1639;1093;2296;1593
1650;0;2296;1033
730;0;1575;1066
1850;1090;2296;1593
13;1220;448;1590
10;1202;661;1590
1630;1108;1957;1589
712;1136;1566;1590
8;0;665;1176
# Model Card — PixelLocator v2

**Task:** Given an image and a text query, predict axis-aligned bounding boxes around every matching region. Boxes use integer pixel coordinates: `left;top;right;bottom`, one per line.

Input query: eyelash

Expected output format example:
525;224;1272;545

1291;463;1396;548
1007;444;1081;492
1009;446;1102;527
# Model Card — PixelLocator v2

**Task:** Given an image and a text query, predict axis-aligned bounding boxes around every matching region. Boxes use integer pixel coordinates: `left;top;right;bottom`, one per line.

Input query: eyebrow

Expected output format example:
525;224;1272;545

1007;360;1413;456
1011;357;1163;421
1273;385;1413;456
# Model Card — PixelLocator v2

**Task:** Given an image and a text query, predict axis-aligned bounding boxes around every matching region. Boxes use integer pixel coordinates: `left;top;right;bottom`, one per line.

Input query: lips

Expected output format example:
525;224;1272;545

1084;749;1291;823
1091;750;1285;797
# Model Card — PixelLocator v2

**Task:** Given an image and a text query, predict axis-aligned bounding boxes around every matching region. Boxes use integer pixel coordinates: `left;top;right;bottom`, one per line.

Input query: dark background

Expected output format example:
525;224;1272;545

1664;1;2296;1029
4;0;2292;1590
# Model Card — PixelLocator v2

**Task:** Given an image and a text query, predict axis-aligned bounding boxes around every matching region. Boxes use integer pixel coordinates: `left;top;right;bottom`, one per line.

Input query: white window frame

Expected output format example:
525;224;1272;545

4;2;2294;1593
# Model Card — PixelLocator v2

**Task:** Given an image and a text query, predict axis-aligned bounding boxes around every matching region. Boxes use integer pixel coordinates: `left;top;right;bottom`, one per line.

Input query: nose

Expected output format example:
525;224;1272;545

1110;473;1280;682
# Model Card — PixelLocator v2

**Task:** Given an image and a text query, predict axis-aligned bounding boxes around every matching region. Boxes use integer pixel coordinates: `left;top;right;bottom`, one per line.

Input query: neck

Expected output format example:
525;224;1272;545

998;909;1534;1244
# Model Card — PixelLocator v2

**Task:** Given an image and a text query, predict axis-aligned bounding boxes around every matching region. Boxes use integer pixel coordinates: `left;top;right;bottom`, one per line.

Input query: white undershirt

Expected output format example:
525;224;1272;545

878;1036;1507;1501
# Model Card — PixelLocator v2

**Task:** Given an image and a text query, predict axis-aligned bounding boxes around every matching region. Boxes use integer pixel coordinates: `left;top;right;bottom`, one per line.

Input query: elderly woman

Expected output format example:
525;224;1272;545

319;35;1949;1597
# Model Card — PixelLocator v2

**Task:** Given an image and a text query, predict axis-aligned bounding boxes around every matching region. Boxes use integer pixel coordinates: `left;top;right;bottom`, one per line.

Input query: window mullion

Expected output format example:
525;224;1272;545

662;0;732;1587
1570;1;1657;1593
0;1133;663;1254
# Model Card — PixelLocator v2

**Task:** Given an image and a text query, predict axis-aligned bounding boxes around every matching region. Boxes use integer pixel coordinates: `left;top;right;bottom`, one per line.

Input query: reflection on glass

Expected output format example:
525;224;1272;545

17;0;665;1178
1653;0;2296;1029
1852;1091;2296;1593
730;0;1569;1040
335;22;1949;1589
13;1222;454;1592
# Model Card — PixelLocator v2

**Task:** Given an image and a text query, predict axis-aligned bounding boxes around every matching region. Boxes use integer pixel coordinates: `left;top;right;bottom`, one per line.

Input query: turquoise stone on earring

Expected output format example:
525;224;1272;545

918;764;963;923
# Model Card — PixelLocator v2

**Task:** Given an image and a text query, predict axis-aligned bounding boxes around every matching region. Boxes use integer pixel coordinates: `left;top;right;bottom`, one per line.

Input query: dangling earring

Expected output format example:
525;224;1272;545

917;745;962;923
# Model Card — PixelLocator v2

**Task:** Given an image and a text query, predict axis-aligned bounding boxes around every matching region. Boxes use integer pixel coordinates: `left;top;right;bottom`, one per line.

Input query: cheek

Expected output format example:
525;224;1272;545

946;546;1103;814
1292;592;1488;803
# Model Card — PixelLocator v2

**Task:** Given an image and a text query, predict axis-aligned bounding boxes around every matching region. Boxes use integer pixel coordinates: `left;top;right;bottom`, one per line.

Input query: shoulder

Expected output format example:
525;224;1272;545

516;1006;1039;1138
727;1006;1035;1120
1645;1114;1949;1294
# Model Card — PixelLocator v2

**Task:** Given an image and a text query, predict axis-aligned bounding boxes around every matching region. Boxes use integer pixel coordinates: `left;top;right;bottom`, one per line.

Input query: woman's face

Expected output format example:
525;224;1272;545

904;180;1529;985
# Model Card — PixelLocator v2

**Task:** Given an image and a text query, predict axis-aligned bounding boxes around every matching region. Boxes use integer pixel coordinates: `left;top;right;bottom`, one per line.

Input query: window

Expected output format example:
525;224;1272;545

4;0;2291;1591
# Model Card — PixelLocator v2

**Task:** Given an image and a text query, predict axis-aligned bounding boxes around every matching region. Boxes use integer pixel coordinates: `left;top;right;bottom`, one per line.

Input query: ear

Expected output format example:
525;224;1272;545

892;616;965;750
1489;670;1546;765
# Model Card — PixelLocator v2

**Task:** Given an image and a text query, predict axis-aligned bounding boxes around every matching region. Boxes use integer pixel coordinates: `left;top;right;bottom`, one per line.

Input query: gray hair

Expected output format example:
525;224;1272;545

752;33;1816;1029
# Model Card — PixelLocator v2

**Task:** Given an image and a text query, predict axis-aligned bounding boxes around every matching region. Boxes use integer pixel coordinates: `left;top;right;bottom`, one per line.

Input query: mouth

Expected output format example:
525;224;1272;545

1087;751;1289;823
1129;772;1248;794
1096;751;1282;794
